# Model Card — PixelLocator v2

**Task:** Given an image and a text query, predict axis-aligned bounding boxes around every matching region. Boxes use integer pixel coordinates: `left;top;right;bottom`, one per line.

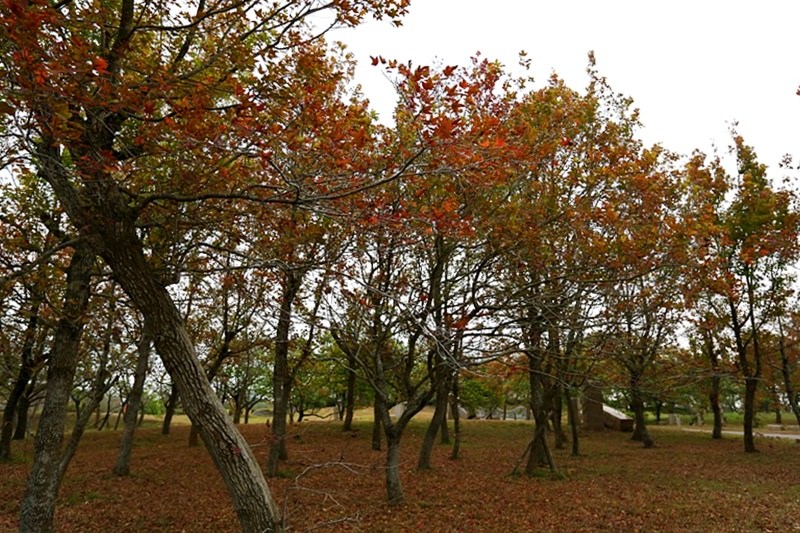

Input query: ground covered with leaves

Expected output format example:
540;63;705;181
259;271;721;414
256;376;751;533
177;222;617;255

2;419;800;532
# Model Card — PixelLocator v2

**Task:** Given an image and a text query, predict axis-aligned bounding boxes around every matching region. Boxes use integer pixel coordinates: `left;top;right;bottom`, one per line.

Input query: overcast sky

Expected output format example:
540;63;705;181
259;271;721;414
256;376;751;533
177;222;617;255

331;0;800;173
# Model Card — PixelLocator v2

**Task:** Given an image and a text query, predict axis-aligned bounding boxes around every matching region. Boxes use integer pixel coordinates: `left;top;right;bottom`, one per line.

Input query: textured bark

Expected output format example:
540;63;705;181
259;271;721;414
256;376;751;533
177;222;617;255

371;396;383;451
743;377;758;453
630;376;654;448
19;243;94;533
342;352;356;432
266;270;300;477
113;323;152;476
449;378;461;461
417;370;450;470
161;383;178;435
13;382;35;440
0;303;40;461
566;394;581;457
385;434;403;505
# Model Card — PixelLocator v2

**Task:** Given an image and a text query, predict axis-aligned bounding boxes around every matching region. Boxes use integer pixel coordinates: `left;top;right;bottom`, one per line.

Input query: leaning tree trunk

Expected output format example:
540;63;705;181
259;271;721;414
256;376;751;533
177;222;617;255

64;204;283;531
0;302;40;461
19;243;94;533
114;323;152;476
13;381;36;440
35;73;283;527
417;367;450;470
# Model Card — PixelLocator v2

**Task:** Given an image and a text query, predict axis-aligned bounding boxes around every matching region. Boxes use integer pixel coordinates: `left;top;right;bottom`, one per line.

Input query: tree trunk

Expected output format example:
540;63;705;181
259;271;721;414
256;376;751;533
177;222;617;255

417;371;449;470
342;352;356;431
0;303;40;460
551;384;566;450
13;385;34;440
266;270;300;477
19;243;94;533
449;377;461;460
526;348;558;474
743;376;758;453
113;323;152;476
385;433;404;505
567;392;581;457
94;219;282;531
710;373;723;439
705;329;723;439
371;396;383;451
630;376;654;448
161;383;178;435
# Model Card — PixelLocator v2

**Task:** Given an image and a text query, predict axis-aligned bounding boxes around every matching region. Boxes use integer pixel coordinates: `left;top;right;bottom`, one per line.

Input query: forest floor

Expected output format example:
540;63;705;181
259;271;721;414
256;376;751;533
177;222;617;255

2;418;800;532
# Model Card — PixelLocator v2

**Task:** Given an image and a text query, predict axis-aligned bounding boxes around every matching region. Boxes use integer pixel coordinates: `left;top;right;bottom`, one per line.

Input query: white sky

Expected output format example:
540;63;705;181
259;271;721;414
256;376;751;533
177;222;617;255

331;0;800;173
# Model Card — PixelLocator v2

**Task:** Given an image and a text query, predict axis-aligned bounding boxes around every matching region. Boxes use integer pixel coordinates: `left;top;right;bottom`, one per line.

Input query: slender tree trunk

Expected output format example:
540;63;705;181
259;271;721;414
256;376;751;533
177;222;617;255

0;303;39;460
710;374;723;439
567;393;581;457
13;386;33;440
37;102;283;529
266;271;299;477
551;384;566;450
705;330;723;439
94;220;282;530
743;377;758;453
113;323;152;476
371;396;383;451
449;377;461;460
417;370;449;470
342;353;356;431
161;383;178;435
19;243;94;533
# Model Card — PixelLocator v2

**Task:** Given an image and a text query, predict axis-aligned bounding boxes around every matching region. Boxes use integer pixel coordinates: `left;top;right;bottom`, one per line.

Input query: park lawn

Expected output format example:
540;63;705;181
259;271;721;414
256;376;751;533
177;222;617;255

1;420;799;532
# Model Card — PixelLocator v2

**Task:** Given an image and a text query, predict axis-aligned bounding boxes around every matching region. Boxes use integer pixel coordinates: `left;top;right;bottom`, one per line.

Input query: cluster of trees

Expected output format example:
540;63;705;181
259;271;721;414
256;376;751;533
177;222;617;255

1;2;800;532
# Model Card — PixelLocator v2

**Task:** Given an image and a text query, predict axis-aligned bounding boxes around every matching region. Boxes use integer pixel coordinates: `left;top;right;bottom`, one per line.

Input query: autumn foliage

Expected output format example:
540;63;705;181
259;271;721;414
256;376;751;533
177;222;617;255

2;0;800;531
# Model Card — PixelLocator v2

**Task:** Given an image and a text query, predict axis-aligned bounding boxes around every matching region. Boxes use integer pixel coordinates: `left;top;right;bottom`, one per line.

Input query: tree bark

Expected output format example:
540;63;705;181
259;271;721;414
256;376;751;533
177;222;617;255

385;432;404;505
551;383;566;450
266;270;300;477
0;302;40;460
371;395;383;451
449;377;461;460
630;375;654;448
417;369;450;470
13;382;35;440
161;383;178;435
743;377;758;453
113;322;152;476
19;242;94;533
342;352;356;431
566;393;581;457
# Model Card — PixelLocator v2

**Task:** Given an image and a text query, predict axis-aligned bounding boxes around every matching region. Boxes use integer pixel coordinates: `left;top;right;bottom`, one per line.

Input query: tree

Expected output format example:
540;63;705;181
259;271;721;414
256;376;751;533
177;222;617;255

685;136;800;452
1;1;411;531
